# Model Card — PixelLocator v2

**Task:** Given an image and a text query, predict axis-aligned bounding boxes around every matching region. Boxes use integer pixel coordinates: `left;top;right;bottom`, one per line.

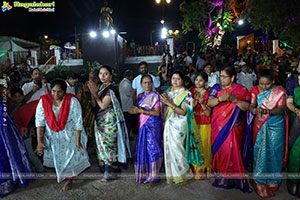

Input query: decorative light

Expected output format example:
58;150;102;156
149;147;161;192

238;19;244;25
155;0;161;4
168;30;173;35
166;0;171;3
161;27;168;39
102;31;110;38
89;31;97;38
44;35;48;39
160;19;165;24
174;30;179;35
110;29;116;35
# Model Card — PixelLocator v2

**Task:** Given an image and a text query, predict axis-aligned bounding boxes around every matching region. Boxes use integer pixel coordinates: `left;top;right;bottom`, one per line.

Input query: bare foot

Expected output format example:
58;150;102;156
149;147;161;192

61;181;71;192
100;178;111;183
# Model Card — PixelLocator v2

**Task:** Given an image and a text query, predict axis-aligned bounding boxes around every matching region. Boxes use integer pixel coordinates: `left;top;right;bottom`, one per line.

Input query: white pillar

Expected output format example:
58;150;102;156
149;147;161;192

273;40;279;54
30;50;37;66
54;49;60;65
167;38;174;56
236;36;244;50
8;52;14;65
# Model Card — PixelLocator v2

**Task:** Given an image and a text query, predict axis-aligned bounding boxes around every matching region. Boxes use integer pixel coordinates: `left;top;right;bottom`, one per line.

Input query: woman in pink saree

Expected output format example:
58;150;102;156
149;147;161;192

207;67;252;193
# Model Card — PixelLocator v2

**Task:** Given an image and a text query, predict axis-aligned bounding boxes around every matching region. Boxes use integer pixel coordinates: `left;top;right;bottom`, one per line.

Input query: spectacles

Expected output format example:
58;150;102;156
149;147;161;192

220;75;230;79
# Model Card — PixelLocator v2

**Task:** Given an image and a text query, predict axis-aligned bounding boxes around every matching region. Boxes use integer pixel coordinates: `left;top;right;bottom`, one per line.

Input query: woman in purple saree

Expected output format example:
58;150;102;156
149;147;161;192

0;81;32;198
129;75;163;186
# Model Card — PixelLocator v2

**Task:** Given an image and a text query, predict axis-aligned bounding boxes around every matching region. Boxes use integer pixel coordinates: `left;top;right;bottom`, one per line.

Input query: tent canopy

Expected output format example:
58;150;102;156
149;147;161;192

0;36;40;68
0;36;40;52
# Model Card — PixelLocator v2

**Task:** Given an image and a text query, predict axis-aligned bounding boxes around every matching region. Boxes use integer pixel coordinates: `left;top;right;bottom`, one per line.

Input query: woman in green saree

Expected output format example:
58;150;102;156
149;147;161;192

286;72;300;200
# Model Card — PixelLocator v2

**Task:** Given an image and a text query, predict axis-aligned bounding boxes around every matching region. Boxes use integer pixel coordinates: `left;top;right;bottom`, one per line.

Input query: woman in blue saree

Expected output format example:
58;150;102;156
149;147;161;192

0;80;32;198
249;70;288;198
128;74;163;186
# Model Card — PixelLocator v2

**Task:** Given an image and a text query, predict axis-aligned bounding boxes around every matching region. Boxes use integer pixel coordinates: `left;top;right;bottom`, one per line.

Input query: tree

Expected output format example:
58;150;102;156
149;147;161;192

180;0;251;49
249;0;300;49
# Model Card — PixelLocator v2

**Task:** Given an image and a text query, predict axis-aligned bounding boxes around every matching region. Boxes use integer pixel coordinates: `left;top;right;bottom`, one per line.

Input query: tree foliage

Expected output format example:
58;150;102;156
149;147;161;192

249;0;300;49
180;0;250;48
180;0;300;49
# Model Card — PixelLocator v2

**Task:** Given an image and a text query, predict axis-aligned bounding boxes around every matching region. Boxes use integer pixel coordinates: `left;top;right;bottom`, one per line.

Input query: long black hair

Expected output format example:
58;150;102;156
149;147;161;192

140;74;153;83
258;69;274;81
221;66;237;82
50;79;67;93
194;71;208;82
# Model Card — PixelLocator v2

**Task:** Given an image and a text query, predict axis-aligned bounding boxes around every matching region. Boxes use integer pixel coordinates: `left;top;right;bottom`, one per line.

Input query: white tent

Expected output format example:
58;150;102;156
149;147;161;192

0;36;40;68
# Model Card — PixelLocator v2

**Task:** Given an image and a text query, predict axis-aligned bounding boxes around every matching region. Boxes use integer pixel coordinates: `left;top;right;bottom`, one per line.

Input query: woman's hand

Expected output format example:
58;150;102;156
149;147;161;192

160;93;171;106
257;107;269;117
198;97;204;104
193;99;197;108
219;92;229;102
34;142;45;156
87;80;98;97
229;92;238;103
128;106;141;114
257;107;263;118
42;79;47;87
295;108;300;118
76;142;85;155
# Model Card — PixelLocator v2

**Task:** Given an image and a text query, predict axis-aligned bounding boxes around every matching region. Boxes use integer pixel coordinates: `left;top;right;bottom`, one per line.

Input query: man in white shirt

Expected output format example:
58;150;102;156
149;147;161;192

132;61;160;104
65;74;79;95
21;68;48;172
119;70;137;138
196;54;206;70
204;64;220;88
237;63;257;92
183;52;193;68
22;68;50;103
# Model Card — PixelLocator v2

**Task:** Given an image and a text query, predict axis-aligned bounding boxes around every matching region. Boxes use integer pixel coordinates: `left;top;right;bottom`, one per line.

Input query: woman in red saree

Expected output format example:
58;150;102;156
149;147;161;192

207;67;252;193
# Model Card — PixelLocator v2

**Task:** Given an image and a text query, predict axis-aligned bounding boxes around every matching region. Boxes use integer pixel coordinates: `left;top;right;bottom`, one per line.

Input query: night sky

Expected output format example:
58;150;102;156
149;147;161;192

0;0;183;44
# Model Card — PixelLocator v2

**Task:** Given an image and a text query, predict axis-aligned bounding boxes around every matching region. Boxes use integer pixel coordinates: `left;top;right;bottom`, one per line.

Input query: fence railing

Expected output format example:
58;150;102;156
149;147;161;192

126;45;165;57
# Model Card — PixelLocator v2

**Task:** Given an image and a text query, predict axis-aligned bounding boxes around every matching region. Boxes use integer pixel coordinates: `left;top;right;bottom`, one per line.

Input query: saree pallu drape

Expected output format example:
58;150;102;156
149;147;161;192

163;87;203;184
0;99;33;198
287;86;300;198
252;86;287;186
209;84;252;193
134;92;163;183
95;87;131;166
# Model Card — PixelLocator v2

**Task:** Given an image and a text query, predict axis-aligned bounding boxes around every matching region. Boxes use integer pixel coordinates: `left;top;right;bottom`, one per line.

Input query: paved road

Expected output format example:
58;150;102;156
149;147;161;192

3;151;295;200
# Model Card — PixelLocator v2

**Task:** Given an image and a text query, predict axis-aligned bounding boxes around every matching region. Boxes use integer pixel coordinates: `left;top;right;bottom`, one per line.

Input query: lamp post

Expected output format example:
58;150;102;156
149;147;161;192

150;30;155;45
155;0;171;25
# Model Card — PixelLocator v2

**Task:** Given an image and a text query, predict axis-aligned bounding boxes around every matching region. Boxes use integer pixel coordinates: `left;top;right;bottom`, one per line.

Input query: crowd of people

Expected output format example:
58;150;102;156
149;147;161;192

0;45;300;200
